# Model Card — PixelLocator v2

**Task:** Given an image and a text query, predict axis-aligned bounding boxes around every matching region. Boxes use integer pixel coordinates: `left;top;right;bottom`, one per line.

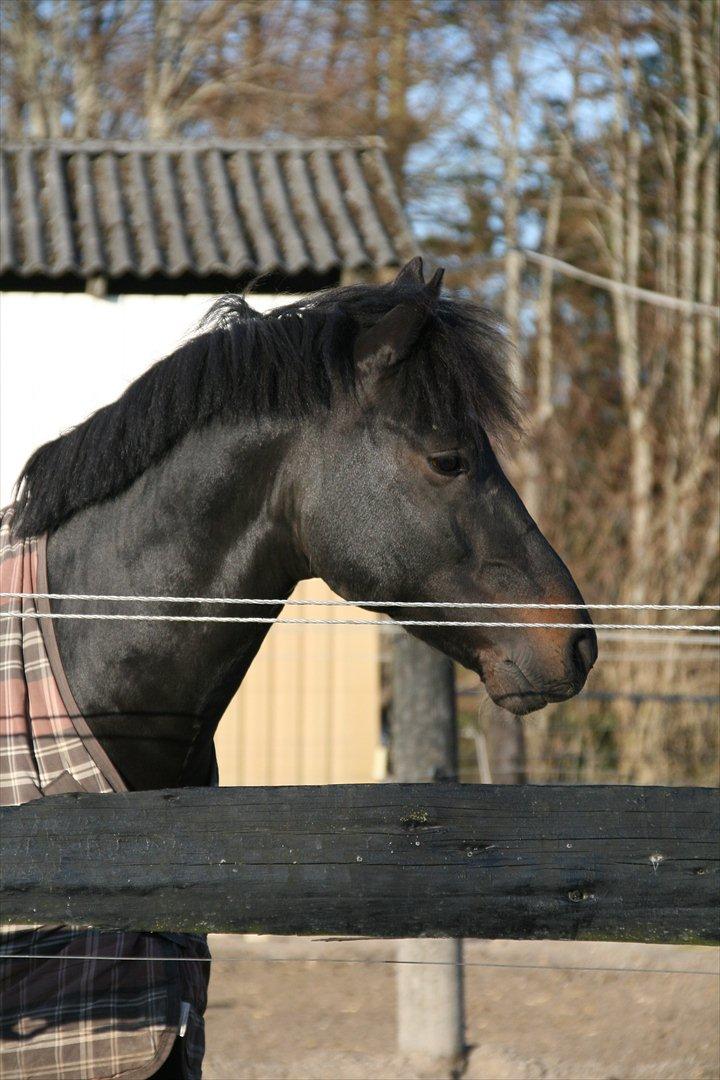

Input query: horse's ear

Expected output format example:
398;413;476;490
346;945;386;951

393;256;425;286
353;302;427;375
353;271;445;378
427;266;444;293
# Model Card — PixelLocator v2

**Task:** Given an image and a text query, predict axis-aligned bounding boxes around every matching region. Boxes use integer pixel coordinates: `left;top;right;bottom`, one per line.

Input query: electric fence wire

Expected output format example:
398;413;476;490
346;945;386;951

2;608;717;633
3;591;719;611
0;952;716;977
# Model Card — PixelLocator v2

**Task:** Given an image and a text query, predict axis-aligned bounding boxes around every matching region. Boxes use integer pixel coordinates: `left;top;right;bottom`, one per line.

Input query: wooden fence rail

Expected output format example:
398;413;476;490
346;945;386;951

1;784;718;944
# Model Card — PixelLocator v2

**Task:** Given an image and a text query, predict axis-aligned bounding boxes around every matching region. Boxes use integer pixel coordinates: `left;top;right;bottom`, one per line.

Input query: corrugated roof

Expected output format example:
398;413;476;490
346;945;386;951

0;138;416;284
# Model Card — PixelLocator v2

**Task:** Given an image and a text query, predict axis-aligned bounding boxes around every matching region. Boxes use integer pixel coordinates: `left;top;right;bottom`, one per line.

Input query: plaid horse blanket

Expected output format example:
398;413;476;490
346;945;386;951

0;506;210;1079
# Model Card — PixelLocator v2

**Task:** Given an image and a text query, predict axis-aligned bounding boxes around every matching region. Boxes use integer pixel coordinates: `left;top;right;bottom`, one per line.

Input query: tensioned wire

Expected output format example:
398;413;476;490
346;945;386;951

2;591;718;611
2;592;718;632
2;609;718;632
1;952;716;976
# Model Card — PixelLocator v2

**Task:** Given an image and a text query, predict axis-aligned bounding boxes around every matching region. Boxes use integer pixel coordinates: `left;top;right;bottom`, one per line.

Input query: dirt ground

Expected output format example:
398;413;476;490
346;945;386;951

202;935;719;1080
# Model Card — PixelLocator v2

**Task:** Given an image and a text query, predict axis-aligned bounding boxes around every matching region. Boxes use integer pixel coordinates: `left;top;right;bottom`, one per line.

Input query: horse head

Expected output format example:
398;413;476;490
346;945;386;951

292;257;597;714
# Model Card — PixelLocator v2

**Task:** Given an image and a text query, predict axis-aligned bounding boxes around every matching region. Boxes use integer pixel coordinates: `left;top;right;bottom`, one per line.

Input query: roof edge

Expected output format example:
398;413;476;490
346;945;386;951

1;136;388;154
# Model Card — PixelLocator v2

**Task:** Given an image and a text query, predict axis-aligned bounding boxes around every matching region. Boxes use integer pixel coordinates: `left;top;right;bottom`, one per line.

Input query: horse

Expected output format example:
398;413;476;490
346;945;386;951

5;256;596;1078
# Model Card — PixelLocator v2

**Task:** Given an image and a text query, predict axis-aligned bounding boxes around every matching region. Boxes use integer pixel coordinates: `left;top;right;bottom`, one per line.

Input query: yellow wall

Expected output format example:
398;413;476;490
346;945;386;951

214;580;382;786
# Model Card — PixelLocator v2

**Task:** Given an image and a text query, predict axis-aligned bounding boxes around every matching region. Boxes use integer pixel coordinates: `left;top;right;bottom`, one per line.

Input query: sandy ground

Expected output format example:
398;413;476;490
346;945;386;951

202;935;719;1080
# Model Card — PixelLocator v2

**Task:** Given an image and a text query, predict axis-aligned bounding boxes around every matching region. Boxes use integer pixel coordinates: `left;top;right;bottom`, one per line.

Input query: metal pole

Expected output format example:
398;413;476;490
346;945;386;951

391;633;466;1072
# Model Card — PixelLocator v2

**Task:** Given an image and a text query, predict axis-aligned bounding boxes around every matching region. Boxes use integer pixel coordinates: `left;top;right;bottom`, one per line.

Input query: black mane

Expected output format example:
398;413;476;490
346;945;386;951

12;279;520;538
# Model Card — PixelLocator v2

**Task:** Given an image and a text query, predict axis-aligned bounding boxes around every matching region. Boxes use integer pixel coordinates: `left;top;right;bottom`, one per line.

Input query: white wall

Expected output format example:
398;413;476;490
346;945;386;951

0;291;295;506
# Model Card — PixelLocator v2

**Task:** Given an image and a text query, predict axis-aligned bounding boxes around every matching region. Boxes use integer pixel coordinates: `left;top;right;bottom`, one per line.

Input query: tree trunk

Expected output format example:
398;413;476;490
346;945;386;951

392;634;465;1074
385;0;410;195
608;31;652;604
365;0;382;131
697;0;718;379
678;0;700;426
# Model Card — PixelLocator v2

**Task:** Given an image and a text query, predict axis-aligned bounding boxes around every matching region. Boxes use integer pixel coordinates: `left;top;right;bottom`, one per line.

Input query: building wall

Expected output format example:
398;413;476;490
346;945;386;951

0;291;289;504
0;290;382;784
215;578;382;787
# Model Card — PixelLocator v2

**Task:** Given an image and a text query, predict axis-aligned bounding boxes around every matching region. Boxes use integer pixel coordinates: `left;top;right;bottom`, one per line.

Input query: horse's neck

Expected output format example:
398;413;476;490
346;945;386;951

47;419;305;790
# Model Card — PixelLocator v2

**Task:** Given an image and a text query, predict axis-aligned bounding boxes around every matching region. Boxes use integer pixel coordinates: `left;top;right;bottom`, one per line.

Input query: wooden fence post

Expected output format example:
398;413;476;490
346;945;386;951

391;633;466;1072
485;701;527;783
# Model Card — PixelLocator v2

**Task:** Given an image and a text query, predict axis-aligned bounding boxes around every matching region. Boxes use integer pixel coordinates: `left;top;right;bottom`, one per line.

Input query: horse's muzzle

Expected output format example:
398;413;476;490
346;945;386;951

481;625;598;715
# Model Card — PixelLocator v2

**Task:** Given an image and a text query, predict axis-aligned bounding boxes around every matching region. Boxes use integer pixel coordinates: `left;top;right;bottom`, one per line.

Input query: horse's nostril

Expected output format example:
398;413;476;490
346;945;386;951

573;630;598;678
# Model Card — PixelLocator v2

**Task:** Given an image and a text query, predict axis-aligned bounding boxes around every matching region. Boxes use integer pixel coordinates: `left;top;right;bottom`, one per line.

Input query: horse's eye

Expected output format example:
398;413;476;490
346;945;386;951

427;451;468;477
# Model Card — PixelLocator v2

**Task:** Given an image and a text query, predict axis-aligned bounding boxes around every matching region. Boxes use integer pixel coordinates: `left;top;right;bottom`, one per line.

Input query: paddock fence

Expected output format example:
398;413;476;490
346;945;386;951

1;593;718;952
2;782;718;946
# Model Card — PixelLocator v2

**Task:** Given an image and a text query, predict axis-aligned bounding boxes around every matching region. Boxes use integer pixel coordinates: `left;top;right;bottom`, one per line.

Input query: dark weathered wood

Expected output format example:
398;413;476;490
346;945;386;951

1;784;718;944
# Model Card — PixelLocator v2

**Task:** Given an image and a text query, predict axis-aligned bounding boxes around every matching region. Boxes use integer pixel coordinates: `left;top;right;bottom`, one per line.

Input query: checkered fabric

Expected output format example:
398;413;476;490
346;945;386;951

1;505;210;1079
0;508;120;806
